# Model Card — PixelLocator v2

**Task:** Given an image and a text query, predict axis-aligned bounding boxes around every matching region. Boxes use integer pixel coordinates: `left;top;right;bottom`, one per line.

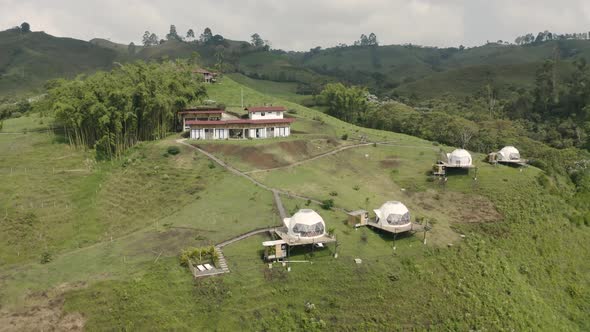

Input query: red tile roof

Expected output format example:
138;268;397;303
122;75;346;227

185;118;295;126
179;109;224;114
245;106;286;113
193;68;217;75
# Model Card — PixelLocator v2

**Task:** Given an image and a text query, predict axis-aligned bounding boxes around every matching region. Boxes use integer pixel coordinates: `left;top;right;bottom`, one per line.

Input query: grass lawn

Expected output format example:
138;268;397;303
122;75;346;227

227;73;309;104
1;78;590;331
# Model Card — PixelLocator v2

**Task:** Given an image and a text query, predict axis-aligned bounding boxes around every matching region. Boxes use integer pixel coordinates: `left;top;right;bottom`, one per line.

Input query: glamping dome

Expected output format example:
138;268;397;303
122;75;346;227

283;209;326;239
373;201;411;227
447;149;472;167
498;146;520;161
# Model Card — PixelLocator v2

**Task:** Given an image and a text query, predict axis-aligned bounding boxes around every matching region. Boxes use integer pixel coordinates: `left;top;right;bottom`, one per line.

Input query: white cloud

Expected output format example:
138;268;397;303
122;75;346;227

0;0;588;50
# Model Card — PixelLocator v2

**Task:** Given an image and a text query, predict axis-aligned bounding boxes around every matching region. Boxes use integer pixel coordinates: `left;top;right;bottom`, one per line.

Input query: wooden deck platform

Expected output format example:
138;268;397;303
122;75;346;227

364;220;419;234
273;227;337;246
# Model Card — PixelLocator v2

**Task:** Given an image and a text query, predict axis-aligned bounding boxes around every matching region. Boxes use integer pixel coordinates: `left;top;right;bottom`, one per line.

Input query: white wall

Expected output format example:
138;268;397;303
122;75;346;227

214;129;228;139
276;127;291;137
249;111;283;120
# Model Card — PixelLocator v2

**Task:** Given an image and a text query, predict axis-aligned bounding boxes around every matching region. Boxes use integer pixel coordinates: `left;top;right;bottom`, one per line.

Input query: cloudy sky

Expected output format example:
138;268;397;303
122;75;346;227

2;0;590;50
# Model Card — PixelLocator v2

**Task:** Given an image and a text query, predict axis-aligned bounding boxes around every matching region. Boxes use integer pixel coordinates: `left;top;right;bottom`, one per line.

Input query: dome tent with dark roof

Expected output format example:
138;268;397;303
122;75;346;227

283;209;326;239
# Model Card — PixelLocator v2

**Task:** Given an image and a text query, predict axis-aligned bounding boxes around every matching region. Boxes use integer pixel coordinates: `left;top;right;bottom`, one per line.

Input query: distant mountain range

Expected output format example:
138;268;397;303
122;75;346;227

1;28;589;100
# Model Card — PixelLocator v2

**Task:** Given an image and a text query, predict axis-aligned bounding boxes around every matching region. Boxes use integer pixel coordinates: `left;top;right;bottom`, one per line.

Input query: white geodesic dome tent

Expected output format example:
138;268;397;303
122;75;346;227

447;149;473;167
497;146;521;161
283;209;326;239
373;201;411;227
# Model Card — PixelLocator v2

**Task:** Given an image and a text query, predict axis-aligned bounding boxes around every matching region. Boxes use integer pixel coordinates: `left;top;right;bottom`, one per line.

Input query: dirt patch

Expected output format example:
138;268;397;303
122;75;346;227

198;144;284;169
277;140;309;156
0;282;87;332
414;191;503;223
380;159;402;168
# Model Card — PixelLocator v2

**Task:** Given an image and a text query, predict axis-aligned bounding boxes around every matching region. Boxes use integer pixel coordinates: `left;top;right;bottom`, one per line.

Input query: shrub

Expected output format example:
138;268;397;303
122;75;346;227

536;173;550;188
208;162;216;169
181;131;190;138
321;199;334;210
305;199;311;206
167;146;181;155
40;251;52;264
341;133;348;140
327;227;336;236
353;185;360;191
329;191;338;197
360;232;368;243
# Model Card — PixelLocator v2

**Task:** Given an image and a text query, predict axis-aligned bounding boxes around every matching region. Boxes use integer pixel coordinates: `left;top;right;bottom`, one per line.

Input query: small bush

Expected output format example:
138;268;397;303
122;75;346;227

329;191;338;197
208;162;216;169
536;173;550;188
305;199;311;206
180;131;190;138
40;252;52;264
167;146;181;155
341;133;348;140
360;232;368;244
529;159;547;171
321;199;334;210
327;227;336;236
353;185;360;191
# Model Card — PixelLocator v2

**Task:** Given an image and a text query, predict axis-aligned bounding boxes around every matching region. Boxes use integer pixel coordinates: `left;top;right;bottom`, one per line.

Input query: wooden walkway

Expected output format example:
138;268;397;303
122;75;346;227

217;227;276;248
273;189;287;219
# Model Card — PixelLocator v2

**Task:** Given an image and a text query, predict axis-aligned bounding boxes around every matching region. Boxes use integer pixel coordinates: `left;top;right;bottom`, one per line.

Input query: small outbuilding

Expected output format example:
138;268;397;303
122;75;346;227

347;210;369;226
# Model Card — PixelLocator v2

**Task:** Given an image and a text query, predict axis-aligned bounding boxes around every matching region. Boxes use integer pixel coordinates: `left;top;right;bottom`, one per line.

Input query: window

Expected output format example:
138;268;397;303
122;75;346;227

261;112;266;116
276;112;280;116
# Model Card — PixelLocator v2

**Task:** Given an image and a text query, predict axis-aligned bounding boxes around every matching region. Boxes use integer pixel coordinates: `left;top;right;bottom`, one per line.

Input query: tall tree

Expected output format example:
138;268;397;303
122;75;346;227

166;25;181;41
250;33;264;48
128;42;136;55
367;33;378;46
142;31;151;46
149;33;159;46
20;22;30;33
186;29;195;40
200;27;212;43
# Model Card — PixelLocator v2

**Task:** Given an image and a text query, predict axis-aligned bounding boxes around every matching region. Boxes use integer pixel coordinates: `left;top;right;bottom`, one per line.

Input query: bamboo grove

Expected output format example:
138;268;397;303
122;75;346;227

47;60;207;159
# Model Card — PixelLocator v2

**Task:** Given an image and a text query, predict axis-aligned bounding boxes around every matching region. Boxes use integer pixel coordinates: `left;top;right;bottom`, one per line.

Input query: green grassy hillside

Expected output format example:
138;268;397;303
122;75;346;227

4;28;590;102
0;30;118;96
1;76;588;330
